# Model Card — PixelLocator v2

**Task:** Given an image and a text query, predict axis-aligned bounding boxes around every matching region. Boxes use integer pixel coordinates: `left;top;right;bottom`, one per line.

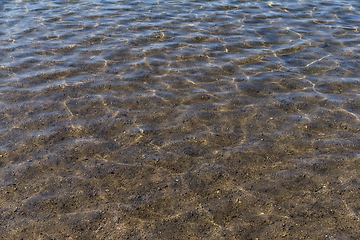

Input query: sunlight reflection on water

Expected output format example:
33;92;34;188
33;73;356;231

0;0;360;239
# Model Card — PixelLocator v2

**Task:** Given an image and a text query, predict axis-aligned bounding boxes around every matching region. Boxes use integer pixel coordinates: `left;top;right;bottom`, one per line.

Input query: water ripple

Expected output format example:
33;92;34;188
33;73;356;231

1;0;360;239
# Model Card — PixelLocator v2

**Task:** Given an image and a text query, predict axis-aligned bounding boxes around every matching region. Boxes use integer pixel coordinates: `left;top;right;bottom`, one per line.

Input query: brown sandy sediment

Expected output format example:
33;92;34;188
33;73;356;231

1;85;360;239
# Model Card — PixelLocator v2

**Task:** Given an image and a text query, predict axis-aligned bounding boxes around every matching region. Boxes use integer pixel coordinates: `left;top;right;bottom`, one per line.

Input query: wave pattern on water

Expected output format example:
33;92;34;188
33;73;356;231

0;0;360;239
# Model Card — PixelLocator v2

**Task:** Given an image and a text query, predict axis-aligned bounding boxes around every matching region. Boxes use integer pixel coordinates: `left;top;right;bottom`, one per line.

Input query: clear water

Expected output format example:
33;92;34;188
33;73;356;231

1;0;360;239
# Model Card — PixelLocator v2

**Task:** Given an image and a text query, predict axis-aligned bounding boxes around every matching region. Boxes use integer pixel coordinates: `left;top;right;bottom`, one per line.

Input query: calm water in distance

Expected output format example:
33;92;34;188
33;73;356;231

1;0;360;239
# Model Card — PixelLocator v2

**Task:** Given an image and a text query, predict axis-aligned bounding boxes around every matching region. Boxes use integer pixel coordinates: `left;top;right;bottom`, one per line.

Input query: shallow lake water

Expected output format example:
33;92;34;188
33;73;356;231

1;0;360;239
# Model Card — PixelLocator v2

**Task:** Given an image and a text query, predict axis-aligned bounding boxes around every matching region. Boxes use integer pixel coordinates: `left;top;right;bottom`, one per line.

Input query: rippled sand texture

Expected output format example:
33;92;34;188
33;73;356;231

1;0;360;239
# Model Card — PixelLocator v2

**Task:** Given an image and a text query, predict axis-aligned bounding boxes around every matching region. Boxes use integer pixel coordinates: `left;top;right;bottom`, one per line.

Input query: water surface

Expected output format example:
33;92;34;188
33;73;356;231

1;0;360;239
